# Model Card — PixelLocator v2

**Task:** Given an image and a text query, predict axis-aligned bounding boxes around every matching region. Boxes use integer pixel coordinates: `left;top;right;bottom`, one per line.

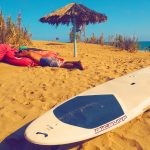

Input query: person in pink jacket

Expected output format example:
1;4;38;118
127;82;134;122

15;50;84;70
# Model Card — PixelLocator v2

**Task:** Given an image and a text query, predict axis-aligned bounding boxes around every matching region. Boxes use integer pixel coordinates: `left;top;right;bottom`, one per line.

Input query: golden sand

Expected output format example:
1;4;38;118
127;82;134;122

0;41;150;150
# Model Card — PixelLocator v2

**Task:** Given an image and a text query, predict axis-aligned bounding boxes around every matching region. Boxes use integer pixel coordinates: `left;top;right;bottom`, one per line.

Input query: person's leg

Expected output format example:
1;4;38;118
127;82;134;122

60;62;74;69
61;61;84;70
28;51;42;62
71;61;84;70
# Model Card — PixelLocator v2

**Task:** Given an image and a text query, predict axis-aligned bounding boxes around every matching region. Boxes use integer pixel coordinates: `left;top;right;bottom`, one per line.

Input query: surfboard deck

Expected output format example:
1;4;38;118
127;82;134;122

25;67;150;145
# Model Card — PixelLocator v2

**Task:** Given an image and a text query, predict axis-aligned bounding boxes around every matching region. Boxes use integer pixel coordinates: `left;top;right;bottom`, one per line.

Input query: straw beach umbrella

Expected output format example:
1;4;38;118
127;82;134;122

40;3;107;57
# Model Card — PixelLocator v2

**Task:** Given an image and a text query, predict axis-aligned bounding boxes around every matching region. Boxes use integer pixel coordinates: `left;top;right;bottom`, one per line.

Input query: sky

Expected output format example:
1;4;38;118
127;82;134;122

0;0;150;42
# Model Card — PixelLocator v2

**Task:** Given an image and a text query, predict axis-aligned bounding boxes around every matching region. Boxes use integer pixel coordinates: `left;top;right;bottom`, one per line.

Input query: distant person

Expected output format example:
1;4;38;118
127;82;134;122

15;50;84;70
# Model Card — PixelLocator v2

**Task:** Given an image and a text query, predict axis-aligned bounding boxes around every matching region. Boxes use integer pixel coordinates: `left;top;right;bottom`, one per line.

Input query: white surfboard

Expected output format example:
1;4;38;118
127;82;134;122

25;67;150;145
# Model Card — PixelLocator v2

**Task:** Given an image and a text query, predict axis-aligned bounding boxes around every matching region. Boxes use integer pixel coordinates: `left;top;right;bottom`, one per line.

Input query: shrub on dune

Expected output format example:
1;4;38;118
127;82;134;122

0;11;32;47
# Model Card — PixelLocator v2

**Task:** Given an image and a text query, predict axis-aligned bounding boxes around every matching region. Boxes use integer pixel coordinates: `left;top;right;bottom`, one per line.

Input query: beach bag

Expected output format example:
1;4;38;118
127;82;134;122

4;50;38;67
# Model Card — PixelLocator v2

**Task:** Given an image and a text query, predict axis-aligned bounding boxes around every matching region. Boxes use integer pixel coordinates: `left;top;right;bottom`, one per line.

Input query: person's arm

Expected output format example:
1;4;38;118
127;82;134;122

28;51;42;63
15;50;43;63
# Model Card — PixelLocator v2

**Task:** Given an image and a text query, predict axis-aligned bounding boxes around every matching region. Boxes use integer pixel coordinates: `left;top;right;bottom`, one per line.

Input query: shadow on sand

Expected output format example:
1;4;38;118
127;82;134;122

0;123;89;150
24;48;48;51
0;123;58;150
45;43;65;46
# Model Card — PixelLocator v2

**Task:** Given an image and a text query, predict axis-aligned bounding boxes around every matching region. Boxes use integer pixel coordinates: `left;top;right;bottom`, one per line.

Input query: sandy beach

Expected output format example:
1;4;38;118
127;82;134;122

0;40;150;150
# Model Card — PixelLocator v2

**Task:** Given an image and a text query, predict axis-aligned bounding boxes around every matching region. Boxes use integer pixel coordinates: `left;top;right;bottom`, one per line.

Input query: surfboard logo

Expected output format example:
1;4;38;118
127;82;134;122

94;115;127;134
36;132;48;138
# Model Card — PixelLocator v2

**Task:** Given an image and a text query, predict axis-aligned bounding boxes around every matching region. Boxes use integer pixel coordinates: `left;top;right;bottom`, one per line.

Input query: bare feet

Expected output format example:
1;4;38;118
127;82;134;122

73;61;84;70
61;61;84;70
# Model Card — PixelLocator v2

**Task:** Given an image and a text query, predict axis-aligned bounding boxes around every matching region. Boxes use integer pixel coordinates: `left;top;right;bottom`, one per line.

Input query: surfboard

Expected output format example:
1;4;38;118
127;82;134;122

25;67;150;145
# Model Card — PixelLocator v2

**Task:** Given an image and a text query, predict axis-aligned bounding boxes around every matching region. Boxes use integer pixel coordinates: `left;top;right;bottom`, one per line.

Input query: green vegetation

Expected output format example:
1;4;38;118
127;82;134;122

144;46;150;51
82;32;138;52
108;34;139;52
0;11;32;47
84;33;105;46
90;33;97;44
69;26;139;52
99;33;104;46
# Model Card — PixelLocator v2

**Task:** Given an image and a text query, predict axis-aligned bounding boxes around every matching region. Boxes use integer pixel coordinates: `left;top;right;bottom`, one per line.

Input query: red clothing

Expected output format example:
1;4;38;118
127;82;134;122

0;44;38;66
0;44;11;61
4;50;38;67
0;44;64;67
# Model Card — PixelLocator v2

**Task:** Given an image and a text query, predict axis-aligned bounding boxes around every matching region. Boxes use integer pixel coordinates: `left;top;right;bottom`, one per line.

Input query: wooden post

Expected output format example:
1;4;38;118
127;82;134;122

73;16;77;57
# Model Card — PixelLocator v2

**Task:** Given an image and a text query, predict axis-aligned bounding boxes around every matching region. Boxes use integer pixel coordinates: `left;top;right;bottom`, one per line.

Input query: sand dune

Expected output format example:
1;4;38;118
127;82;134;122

0;41;150;150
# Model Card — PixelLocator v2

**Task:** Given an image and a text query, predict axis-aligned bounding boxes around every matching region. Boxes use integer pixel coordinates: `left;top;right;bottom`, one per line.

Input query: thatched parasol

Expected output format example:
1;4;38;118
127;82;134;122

40;3;107;57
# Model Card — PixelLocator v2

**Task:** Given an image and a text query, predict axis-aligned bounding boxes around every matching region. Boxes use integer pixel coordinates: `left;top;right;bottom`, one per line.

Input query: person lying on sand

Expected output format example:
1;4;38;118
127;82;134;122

15;50;84;70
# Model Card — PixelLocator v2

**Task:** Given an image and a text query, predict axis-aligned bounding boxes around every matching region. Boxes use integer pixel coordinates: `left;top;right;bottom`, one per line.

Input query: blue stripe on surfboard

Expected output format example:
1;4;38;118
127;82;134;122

53;95;125;129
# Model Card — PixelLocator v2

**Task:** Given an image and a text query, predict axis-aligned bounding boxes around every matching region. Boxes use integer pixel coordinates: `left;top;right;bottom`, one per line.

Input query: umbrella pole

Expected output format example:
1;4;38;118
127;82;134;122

73;16;77;57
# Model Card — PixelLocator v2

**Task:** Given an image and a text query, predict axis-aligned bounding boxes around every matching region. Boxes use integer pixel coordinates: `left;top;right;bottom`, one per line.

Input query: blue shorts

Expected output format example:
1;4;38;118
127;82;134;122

40;57;63;67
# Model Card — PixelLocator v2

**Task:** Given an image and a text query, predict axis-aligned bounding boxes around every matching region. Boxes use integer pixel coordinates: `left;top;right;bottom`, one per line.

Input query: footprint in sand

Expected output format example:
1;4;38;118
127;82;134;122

0;83;5;87
113;70;118;73
30;91;34;95
39;94;46;102
10;97;16;102
13;110;26;119
42;83;47;91
110;132;143;150
23;91;27;98
23;101;31;106
0;106;4;110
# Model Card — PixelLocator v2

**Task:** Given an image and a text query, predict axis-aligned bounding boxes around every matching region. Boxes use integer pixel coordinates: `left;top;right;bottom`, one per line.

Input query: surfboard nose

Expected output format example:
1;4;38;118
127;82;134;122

25;130;49;145
24;111;61;145
24;122;58;145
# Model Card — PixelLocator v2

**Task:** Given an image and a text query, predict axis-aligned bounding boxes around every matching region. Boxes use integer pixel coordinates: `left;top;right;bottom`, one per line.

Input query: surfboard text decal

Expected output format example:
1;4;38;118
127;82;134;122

94;115;127;134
